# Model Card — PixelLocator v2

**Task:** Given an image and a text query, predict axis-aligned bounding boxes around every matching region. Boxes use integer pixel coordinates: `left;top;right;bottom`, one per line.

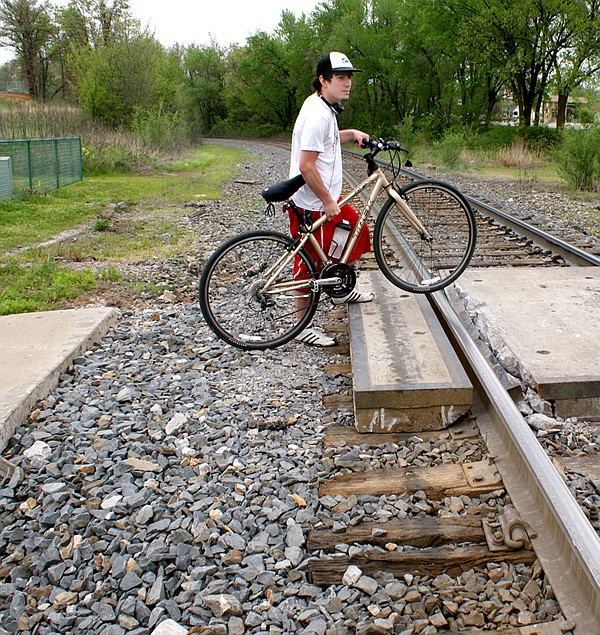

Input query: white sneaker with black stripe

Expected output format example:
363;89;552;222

332;289;375;304
295;326;336;347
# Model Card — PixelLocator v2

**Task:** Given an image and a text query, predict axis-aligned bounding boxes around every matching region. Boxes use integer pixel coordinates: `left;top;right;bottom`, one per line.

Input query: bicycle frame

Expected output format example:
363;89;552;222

259;165;433;296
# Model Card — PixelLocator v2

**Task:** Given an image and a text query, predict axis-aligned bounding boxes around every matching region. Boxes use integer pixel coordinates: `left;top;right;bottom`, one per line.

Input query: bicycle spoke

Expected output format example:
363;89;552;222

199;231;320;349
375;181;477;293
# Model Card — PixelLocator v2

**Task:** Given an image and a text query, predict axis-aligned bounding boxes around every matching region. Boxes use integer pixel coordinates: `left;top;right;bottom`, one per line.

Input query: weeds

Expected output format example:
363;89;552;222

0;101;193;174
559;127;600;192
497;137;542;169
93;218;110;232
496;137;543;183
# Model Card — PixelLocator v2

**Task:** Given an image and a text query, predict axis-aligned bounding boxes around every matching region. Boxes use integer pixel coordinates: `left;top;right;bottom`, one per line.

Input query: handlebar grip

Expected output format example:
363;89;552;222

387;141;408;153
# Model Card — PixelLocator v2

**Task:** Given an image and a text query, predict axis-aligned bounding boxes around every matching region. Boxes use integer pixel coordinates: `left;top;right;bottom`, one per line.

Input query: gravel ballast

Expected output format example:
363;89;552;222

1;140;597;634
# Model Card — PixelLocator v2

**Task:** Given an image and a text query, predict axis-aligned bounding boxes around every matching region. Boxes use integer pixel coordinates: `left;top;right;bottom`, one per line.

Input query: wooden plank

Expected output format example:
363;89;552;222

557;455;600;480
319;461;502;499
323;394;353;410
308;545;536;585
326;309;348;319
322;420;478;448
324;323;349;333
324;344;349;355
307;517;485;552
324;363;352;375
323;425;443;448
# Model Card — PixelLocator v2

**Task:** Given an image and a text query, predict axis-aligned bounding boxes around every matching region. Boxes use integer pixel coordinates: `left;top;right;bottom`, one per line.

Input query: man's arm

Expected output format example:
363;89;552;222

340;129;370;145
298;150;340;220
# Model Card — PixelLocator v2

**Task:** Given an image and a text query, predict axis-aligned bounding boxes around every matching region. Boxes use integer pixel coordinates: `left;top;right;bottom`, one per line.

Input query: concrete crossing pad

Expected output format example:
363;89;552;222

348;271;472;432
453;267;600;418
0;308;116;451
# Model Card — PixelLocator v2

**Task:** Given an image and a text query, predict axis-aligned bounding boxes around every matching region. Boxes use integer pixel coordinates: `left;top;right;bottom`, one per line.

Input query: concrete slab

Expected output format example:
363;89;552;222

453;267;600;418
0;308;116;450
348;271;472;433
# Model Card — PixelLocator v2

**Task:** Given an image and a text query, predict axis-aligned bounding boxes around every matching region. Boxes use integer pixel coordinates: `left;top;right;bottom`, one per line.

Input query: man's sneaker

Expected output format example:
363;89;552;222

295;326;336;347
332;289;375;304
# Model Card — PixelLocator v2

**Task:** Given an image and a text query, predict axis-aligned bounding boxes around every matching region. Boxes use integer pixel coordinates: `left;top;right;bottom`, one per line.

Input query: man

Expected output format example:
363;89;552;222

288;51;374;347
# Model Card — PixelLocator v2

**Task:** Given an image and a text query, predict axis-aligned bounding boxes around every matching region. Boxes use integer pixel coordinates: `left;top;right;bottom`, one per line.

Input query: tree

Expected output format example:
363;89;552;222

60;0;136;48
462;0;594;128
69;34;174;126
224;32;298;134
0;0;55;97
551;0;600;129
183;43;227;134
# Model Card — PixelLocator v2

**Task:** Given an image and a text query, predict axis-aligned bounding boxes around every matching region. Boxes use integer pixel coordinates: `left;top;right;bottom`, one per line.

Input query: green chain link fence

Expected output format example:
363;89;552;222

0;136;82;198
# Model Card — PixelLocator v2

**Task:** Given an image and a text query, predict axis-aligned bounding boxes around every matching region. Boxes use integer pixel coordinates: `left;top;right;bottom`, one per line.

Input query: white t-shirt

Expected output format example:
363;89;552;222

289;93;342;212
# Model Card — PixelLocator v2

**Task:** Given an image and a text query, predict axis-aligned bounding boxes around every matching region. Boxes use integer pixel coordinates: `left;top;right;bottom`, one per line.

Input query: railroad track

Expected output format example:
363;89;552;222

214;137;599;632
304;152;600;633
343;150;600;269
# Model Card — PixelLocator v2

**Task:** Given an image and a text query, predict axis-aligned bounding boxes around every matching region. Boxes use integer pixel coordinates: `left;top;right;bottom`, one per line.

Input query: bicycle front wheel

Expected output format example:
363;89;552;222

374;179;477;293
199;230;320;350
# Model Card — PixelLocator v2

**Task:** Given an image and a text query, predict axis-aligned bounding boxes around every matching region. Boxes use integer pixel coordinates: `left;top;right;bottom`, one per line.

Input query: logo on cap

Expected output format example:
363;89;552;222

329;51;362;73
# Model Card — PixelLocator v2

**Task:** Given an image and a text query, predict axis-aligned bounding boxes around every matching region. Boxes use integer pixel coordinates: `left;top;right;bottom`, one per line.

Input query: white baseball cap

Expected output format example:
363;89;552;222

316;51;363;76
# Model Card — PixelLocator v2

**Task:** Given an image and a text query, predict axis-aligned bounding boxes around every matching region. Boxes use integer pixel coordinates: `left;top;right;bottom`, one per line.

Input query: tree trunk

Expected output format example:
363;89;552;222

556;92;568;130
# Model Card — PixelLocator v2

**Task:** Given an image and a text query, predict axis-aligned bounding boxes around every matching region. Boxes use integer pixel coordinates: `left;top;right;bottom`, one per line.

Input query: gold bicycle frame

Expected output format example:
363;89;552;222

260;166;431;295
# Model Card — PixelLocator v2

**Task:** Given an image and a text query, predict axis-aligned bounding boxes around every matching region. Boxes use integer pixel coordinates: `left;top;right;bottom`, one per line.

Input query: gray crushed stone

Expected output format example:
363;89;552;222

2;140;594;634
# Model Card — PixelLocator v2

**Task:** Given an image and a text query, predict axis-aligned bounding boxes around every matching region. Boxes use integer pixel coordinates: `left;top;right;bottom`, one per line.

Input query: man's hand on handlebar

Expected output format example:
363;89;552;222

360;137;408;154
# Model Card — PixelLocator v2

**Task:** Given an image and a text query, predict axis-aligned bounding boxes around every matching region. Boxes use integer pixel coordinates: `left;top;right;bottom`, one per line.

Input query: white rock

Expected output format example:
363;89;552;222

342;565;363;586
23;440;51;462
42;482;67;494
150;618;188;635
203;593;243;617
527;413;563;431
165;413;187;435
101;494;123;510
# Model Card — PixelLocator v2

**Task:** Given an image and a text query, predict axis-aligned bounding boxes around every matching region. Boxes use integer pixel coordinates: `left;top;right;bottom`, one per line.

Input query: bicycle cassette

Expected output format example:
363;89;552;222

320;263;356;298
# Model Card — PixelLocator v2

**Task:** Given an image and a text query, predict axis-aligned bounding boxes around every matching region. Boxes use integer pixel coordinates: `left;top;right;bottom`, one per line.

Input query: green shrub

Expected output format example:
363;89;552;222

470;124;519;150
93;218;110;231
131;108;192;152
82;144;137;174
430;131;468;169
522;126;560;151
393;116;419;151
558;127;600;191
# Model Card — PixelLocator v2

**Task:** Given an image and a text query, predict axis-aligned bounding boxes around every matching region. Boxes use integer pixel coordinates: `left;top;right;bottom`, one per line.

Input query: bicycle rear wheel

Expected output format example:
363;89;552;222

199;230;320;350
374;179;477;293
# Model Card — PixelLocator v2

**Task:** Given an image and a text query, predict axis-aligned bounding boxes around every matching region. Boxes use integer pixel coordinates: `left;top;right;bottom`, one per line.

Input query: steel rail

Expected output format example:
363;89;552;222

462;195;600;267
430;287;600;635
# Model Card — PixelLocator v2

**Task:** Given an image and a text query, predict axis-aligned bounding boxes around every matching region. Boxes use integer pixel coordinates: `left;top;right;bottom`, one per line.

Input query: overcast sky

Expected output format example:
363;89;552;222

0;0;320;65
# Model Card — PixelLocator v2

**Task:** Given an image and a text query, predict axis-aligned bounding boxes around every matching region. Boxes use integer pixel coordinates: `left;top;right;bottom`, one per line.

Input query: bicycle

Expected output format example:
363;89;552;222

199;138;477;350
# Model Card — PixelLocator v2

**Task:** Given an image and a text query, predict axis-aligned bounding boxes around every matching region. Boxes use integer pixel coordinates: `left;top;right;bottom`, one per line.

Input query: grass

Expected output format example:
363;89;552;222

0;143;248;315
0;260;97;314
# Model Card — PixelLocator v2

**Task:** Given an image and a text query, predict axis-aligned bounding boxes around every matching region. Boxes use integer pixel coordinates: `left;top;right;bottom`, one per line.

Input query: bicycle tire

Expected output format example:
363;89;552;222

374;179;477;293
199;230;320;350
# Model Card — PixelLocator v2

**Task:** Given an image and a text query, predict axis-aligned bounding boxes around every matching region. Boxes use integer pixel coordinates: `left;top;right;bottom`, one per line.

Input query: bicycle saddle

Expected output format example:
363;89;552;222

261;174;306;203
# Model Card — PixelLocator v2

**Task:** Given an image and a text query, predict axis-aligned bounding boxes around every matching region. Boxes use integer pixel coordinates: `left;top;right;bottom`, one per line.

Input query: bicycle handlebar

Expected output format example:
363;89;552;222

361;137;408;154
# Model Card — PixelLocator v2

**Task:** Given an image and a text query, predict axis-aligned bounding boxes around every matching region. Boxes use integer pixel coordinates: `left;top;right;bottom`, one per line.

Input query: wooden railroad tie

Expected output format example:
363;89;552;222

307;544;536;584
308;516;485;552
322;420;479;448
310;460;538;586
319;459;503;499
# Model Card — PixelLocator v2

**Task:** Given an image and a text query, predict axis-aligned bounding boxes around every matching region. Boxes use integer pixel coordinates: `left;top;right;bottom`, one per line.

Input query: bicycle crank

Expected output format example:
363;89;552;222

319;263;356;298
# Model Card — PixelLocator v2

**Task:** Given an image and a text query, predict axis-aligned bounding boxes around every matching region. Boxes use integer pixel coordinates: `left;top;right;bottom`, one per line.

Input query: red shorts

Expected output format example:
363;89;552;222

287;202;371;280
